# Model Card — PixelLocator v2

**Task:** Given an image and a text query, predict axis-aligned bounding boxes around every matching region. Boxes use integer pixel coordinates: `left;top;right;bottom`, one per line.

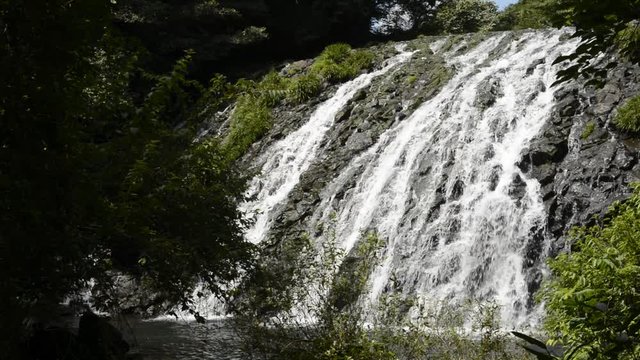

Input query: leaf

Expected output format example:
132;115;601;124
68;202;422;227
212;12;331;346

552;54;573;65
522;344;558;360
512;331;549;349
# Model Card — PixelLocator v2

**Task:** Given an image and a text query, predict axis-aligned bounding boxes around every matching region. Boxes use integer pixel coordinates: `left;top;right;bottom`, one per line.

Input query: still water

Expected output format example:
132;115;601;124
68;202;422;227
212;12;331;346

126;319;243;359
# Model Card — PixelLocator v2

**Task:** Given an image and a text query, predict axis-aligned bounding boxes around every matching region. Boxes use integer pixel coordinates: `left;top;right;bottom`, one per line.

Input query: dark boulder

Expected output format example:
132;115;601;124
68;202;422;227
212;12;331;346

79;312;130;360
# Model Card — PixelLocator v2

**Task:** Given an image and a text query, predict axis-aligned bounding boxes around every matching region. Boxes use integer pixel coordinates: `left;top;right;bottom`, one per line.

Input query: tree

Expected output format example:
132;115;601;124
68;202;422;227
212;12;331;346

0;0;254;355
373;0;442;36
113;0;269;79
539;184;640;359
493;0;555;31
435;0;498;34
264;0;379;54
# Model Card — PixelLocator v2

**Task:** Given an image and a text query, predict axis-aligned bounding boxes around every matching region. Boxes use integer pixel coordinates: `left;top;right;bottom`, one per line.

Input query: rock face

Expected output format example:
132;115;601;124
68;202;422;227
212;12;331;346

244;36;454;245
519;58;640;253
235;30;640;326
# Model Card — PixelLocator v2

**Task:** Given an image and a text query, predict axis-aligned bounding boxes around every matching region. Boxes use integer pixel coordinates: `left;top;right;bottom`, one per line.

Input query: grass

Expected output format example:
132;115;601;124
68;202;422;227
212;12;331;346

614;95;640;132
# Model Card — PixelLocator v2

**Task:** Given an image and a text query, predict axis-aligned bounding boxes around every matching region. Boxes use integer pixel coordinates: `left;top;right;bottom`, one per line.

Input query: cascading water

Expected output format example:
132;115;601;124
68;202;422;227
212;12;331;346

179;49;415;320
241;47;416;244
242;29;579;329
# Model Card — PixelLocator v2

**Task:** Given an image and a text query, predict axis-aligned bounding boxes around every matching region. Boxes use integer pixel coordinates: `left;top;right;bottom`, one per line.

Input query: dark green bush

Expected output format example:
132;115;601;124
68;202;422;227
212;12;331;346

540;184;640;359
222;94;272;160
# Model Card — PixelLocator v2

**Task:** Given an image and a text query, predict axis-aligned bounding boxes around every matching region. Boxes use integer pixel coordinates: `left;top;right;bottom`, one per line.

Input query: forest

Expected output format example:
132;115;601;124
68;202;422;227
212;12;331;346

1;0;640;359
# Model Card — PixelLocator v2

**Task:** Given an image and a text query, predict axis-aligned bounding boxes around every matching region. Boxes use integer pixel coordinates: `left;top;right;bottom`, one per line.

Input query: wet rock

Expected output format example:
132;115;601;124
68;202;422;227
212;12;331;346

525;268;543;308
79;312;130;360
525;58;545;76
522;56;640;250
475;77;503;110
530;163;556;186
488;165;502;191
529;139;568;166
345;131;373;153
335;105;352;123
508;174;527;202
450;179;465;201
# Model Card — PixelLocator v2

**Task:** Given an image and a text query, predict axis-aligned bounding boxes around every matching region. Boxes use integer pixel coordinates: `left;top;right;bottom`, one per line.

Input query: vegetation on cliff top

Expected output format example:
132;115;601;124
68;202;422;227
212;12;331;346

221;43;374;161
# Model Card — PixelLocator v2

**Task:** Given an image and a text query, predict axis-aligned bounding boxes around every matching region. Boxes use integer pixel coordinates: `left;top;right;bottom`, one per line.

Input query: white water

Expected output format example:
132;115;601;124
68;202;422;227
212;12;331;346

241;47;415;244
241;30;579;329
309;30;578;328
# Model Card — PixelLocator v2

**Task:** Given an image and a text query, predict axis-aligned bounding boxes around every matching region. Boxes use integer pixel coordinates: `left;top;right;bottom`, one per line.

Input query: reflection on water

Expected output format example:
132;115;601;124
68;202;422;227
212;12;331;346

126;319;243;360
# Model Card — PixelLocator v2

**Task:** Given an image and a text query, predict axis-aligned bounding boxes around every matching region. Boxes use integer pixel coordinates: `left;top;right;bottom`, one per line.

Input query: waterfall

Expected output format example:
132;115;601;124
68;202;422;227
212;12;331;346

241;47;415;244
243;29;578;328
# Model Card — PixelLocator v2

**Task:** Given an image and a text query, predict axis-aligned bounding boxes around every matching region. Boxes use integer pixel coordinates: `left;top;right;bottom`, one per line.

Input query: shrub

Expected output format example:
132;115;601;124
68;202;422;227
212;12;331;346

257;71;290;107
287;73;323;104
614;95;640;132
310;44;375;83
221;94;272;160
539;184;640;359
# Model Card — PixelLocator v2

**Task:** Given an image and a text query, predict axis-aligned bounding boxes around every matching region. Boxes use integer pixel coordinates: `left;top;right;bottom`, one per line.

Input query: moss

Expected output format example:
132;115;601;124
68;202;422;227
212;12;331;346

581;121;596;140
614;95;640;132
406;75;418;85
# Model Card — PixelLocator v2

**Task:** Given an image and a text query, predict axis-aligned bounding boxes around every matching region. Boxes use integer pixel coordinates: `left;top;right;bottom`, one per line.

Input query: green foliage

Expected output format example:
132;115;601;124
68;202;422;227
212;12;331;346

222;94;273;161
493;0;555;31
310;44;375;83
258;71;291;106
614;95;640;133
0;0;254;354
512;332;562;359
287;73;323;104
373;0;441;35
550;0;640;86
219;42;377;159
233;228;394;360
539;184;640;359
435;0;498;34
581;121;596;140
